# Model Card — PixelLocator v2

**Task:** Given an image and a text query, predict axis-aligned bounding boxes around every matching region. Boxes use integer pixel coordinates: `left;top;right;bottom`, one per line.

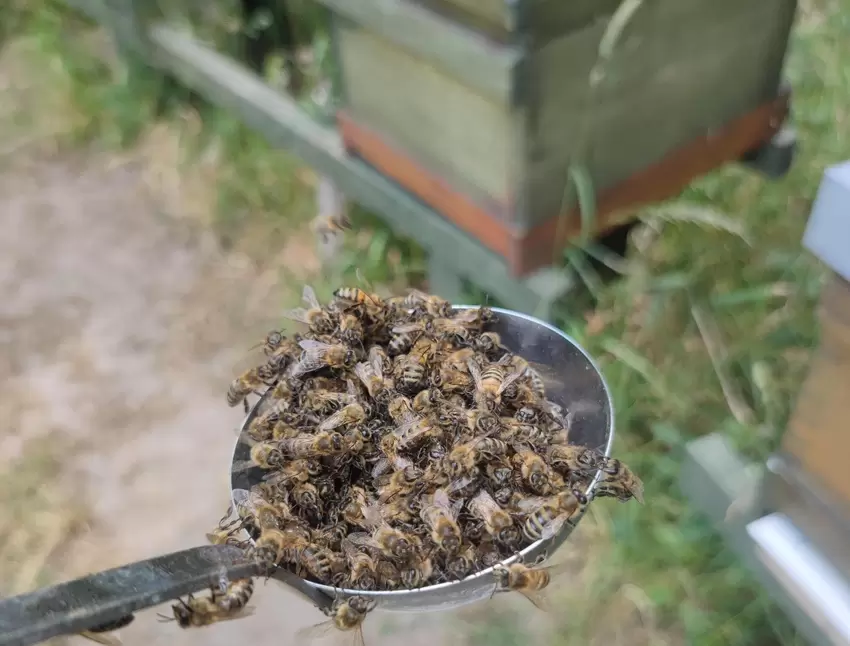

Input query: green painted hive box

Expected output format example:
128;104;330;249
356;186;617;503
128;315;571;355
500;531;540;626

320;0;796;276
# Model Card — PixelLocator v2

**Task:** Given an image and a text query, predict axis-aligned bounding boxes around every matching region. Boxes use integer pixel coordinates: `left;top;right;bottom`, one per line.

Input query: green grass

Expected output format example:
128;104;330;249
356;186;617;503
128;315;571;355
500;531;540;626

2;0;848;644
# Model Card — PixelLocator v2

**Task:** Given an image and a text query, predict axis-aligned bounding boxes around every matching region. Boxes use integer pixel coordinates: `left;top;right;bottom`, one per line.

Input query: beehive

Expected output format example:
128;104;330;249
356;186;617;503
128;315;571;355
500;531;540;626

320;0;796;275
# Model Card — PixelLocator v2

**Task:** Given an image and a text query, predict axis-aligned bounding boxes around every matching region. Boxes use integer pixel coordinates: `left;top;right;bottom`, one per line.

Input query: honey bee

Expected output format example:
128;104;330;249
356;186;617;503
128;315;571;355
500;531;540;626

430;317;472;344
162;591;255;628
546;444;600;476
352;507;418;560
412;388;442;414
392;413;442;450
401;555;433;589
342;486;374;528
513;450;559;495
338;313;364;344
519;490;587;542
319;403;368;432
288;339;357;378
471;331;506;358
232;488;291;530
263;458;321;488
596;457;644;503
342;539;379;590
297;595;376;646
443;546;476;581
231;440;286;473
468;490;520;546
290;481;324;516
279;431;346;458
492;556;569;611
467;357;525;412
334;287;384;309
227;367;270;412
253;329;285;356
466;408;501;436
302;388;356;415
386;395;414;424
296;543;344;584
375;457;424;501
284;285;336;335
376;559;402;590
354;347;395;403
212;577;254;613
403;289;452;317
485;460;514;488
420;488;463;554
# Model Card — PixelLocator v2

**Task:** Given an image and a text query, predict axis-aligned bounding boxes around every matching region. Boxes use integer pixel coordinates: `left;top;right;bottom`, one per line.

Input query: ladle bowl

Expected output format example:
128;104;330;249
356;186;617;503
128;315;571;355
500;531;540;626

230;306;614;613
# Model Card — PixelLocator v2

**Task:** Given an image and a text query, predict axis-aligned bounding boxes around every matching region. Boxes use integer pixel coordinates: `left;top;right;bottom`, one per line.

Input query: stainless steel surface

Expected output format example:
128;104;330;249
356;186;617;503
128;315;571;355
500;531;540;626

765;452;850;584
230;306;615;613
0;545;260;646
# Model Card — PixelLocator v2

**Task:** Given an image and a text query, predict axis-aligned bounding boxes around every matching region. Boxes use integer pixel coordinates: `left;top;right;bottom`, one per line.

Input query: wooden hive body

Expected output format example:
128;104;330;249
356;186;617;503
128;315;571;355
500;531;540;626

321;0;796;275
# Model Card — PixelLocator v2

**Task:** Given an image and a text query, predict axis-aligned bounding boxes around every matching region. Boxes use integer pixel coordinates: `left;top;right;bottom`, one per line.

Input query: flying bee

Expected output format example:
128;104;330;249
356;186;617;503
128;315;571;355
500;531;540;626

468;490;521;547
354;346;395;403
226;367;270;412
160;593;255;628
297;595;376;646
284;285;336;335
513;450;559;495
467;357;525;412
341;539;379;590
288;339;357;378
420;488;463;554
519;489;588;542
596;457;644;503
319;403;368;432
279;432;346;458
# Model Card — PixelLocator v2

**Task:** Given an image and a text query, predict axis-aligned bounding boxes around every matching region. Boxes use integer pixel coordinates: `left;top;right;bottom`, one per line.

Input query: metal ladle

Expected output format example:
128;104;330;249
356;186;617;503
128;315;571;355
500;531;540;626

0;307;613;644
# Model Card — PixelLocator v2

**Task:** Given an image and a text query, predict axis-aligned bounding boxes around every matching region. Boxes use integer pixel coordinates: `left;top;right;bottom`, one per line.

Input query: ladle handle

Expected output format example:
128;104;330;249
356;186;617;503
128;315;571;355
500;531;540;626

0;545;260;646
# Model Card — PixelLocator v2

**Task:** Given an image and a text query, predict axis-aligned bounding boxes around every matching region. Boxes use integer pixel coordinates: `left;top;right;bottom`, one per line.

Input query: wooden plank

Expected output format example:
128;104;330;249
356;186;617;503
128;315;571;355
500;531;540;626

143;23;570;309
782;275;850;508
337;21;519;218
525;0;793;226
314;0;523;104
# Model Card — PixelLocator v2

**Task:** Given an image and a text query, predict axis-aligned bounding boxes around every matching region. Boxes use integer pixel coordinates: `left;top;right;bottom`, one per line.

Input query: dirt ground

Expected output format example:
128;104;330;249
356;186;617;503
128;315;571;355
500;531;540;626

0;147;470;645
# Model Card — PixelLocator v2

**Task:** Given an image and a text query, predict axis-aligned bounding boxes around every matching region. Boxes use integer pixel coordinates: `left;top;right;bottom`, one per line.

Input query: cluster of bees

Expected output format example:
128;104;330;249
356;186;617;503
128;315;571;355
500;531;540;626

160;287;643;642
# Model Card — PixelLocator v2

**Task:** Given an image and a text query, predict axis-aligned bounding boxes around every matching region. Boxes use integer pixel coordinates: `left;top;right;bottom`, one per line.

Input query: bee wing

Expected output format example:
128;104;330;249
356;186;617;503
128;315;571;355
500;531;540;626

497;368;526;395
362;504;383;527
446;476;475;495
540;514;570;541
319;408;349;431
392;323;423;334
78;631;124;646
283;307;313;325
371;458;391;478
432;488;455;517
516;589;551;613
232;489;261;519
391;417;419;438
368;346;385;375
231;459;260;474
354;362;375;393
515;496;548;514
470;489;500;515
466;358;483;389
298;339;334;354
302;285;322;310
406;288;430;303
347;531;376;549
346;378;359;398
288;355;329;378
